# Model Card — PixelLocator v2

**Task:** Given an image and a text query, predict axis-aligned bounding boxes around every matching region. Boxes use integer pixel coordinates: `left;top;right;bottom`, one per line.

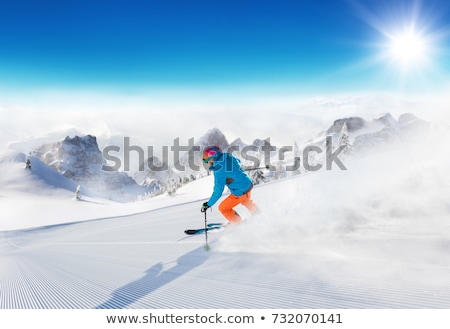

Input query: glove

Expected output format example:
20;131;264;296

201;202;210;212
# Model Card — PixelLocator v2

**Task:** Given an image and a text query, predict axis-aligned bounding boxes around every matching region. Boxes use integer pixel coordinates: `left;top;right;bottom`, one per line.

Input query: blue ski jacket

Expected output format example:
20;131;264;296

207;152;253;207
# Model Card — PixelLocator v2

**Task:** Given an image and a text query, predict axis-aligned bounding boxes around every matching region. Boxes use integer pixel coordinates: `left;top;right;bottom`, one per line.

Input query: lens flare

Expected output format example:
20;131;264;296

388;29;427;66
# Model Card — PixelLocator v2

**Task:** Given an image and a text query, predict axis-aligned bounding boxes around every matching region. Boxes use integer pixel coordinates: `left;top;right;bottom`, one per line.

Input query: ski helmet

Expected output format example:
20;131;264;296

202;145;221;163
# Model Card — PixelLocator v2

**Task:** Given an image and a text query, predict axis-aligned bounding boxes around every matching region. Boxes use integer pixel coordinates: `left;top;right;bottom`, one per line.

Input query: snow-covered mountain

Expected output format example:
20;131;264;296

0;112;434;204
129;128;231;196
34;135;104;178
351;113;430;154
303;112;430;157
31;135;151;202
130;128;275;197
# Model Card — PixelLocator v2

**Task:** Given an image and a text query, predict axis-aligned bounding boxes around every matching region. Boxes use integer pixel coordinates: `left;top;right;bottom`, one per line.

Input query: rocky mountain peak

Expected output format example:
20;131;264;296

375;113;397;128
34;135;104;179
326;117;366;134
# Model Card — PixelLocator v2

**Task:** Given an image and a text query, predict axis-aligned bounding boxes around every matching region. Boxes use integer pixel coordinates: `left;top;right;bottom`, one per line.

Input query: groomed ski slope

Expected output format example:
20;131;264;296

1;145;450;309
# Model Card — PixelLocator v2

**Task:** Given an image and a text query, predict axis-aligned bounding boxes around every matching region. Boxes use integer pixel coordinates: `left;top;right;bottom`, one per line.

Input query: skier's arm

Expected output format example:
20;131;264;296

207;174;226;207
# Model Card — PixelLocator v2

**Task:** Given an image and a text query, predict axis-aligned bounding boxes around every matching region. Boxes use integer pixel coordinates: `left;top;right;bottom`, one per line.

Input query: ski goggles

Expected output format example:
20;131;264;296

203;156;214;163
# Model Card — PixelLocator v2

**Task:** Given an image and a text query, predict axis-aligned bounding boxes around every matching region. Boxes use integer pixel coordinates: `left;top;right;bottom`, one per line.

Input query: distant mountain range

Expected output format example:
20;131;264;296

0;112;431;202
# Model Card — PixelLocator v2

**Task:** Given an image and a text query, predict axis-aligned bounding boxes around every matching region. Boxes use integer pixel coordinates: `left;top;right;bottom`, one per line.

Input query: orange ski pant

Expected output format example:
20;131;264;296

218;190;258;223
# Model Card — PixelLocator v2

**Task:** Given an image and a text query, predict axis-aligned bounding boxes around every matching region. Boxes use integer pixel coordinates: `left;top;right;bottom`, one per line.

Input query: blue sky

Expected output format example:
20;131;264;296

1;0;450;149
1;0;448;94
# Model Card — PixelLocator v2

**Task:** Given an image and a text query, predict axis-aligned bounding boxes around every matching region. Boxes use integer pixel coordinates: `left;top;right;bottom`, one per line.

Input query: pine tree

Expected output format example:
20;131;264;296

75;185;81;200
292;142;302;176
338;122;352;156
250;169;267;185
25;153;31;170
273;160;286;180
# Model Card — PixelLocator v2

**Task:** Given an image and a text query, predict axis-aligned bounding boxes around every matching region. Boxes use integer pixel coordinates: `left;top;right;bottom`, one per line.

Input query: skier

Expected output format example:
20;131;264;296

201;146;259;223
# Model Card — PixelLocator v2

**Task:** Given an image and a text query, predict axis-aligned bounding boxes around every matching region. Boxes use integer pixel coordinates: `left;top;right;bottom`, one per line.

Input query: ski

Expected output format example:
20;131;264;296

184;223;226;235
207;223;225;228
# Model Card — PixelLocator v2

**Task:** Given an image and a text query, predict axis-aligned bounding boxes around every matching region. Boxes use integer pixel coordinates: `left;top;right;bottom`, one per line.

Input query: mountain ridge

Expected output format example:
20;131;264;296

0;112;432;202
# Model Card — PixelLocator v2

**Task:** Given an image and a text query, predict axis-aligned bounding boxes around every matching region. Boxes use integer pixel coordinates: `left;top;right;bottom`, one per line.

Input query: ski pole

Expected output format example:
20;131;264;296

203;209;210;251
243;165;271;171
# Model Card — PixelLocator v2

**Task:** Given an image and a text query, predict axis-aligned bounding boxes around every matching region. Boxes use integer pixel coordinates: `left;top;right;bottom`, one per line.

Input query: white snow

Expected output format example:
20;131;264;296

1;122;450;310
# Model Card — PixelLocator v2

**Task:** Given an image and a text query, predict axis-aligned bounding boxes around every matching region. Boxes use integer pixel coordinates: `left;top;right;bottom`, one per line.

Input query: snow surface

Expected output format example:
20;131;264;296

1;127;450;309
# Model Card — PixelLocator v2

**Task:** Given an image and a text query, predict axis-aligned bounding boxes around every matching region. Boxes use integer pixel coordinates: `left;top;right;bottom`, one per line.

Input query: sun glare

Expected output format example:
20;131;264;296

349;0;446;80
387;28;428;67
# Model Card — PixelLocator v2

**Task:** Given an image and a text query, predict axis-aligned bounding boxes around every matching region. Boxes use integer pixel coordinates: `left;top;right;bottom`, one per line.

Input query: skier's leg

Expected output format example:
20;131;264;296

218;194;242;223
241;190;259;214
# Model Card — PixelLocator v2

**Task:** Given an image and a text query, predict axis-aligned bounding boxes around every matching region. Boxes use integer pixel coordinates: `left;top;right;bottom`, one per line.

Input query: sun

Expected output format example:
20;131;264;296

386;28;428;67
346;0;450;91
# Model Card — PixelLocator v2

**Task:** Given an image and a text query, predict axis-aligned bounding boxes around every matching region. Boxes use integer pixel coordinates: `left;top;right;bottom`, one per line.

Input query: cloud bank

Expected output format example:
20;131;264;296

1;88;449;155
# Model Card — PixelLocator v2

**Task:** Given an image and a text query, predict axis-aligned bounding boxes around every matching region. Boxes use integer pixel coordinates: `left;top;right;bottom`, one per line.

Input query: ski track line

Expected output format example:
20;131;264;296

184;258;450;308
1;251;139;308
149;270;374;309
4;256;77;308
2;250;450;308
2;235;450;309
